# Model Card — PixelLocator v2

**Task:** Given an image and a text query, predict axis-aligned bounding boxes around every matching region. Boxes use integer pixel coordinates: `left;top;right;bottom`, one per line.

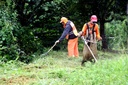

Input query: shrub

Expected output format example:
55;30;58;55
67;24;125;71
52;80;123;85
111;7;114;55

105;17;127;50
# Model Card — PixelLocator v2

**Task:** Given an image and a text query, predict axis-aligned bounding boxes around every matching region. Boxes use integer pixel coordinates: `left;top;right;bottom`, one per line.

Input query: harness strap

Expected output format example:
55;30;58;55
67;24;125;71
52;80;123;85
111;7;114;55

68;21;77;39
92;24;95;39
86;23;95;40
86;23;95;46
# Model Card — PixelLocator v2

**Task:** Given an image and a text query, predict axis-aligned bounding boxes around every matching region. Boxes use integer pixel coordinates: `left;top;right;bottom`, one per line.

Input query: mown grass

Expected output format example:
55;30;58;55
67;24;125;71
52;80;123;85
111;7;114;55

0;51;128;85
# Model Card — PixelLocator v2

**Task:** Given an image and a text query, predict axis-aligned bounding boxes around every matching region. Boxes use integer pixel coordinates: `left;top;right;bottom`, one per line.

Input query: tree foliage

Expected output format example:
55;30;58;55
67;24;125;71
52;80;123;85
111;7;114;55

13;0;64;47
77;0;126;49
105;16;128;50
0;0;19;61
0;0;127;62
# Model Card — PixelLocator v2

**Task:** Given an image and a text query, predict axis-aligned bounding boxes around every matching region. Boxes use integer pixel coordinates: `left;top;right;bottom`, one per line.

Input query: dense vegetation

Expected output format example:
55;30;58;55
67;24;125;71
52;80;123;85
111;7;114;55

0;0;127;62
0;1;127;84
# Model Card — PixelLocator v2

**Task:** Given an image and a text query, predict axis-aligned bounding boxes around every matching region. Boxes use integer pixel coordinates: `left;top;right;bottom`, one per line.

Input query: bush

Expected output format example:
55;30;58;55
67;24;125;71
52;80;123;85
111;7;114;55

105;17;127;50
0;0;44;63
0;2;20;61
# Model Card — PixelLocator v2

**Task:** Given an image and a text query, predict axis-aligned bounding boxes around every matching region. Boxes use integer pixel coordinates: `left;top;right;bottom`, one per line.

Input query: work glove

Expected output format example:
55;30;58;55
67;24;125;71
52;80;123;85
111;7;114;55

81;36;85;40
77;31;83;37
55;40;59;44
97;37;102;41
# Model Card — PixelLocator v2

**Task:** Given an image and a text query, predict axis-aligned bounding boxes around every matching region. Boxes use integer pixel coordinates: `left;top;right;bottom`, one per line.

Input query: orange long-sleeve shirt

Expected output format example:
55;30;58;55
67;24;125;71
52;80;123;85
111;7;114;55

82;22;101;40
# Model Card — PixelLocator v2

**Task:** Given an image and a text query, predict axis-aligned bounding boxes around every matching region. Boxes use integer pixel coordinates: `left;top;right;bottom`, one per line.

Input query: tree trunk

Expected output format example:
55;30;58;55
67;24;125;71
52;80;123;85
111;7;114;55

100;20;108;50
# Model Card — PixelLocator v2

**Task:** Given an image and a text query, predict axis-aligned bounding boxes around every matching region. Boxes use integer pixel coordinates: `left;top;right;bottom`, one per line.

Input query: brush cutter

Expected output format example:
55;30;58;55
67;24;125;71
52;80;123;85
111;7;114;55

40;41;58;56
81;36;98;62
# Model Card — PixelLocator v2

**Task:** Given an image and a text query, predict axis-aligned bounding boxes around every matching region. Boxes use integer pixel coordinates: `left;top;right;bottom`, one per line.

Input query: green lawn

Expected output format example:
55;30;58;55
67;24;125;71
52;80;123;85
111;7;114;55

0;51;128;85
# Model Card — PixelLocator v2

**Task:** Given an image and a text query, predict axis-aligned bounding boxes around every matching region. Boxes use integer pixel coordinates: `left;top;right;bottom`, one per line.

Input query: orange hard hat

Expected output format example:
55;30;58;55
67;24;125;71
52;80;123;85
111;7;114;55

60;17;68;24
90;15;97;22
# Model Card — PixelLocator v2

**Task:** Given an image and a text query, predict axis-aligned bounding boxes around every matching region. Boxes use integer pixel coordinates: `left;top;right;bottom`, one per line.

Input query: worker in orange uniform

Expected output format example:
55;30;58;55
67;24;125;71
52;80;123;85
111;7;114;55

78;15;102;65
79;15;102;41
56;17;79;57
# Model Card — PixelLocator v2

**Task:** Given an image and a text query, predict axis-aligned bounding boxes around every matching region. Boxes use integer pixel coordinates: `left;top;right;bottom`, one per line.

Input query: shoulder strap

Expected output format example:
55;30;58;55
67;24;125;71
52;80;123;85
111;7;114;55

86;23;89;28
86;23;90;40
92;23;95;39
92;23;95;32
86;23;96;40
69;21;78;36
86;23;89;35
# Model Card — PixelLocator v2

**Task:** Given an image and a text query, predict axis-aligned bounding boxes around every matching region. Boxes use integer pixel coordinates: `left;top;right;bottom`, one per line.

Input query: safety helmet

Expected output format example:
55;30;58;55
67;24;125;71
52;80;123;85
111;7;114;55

90;15;97;22
60;17;68;24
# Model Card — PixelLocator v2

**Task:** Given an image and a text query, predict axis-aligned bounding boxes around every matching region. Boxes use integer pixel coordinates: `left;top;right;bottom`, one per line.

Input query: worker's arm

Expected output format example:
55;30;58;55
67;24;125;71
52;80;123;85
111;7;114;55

58;25;71;42
95;24;102;40
81;24;87;36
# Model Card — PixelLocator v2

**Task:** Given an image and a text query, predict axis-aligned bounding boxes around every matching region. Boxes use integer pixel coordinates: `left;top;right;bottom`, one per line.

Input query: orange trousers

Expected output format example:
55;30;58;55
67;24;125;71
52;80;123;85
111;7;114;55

67;37;79;57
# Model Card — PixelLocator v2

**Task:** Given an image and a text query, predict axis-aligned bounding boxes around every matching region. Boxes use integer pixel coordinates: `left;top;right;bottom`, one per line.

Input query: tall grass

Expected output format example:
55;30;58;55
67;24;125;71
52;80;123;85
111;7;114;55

0;51;128;85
